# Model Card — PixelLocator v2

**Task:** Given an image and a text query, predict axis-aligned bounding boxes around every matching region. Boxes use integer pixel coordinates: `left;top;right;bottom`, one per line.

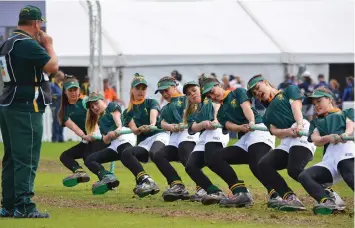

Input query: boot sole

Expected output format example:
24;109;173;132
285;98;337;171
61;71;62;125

92;180;120;195
201;198;221;205
138;188;160;198
63;176;90;187
220;202;253;208
163;193;190;202
313;207;334;215
190;197;202;202
278;205;306;212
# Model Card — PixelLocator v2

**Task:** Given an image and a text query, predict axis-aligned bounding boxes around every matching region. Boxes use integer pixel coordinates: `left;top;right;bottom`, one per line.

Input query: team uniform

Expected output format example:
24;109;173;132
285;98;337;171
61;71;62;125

299;108;354;214
60;96;107;187
208;88;275;207
257;85;316;210
185;98;229;203
121;98;169;197
154;95;200;201
84;101;136;195
0;26;52;217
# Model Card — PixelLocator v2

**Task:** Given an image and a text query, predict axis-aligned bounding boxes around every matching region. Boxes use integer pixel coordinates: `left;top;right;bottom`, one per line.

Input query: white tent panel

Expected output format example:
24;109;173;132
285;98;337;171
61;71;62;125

242;0;354;54
100;1;281;55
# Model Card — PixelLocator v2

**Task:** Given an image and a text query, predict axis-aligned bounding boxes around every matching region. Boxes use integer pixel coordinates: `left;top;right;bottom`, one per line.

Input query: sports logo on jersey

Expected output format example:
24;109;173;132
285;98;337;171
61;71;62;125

203;98;209;104
177;100;183;106
277;94;284;100
144;108;148;115
231;99;237;108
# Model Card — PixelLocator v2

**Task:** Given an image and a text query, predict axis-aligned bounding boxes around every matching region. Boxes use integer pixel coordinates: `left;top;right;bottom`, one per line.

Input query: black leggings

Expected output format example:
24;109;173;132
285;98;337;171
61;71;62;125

185;150;214;191
299;158;354;202
204;142;273;192
121;141;165;178
258;146;313;197
59;140;107;172
153;142;196;185
84;143;132;176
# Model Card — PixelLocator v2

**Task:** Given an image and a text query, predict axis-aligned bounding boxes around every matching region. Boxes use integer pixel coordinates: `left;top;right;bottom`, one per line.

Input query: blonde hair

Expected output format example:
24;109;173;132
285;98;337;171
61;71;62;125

330;79;340;90
183;102;198;125
313;86;337;107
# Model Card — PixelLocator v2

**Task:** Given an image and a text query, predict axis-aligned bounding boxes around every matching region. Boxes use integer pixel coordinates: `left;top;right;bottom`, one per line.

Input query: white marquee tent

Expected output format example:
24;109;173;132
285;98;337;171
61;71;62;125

2;0;352;142
47;0;354;102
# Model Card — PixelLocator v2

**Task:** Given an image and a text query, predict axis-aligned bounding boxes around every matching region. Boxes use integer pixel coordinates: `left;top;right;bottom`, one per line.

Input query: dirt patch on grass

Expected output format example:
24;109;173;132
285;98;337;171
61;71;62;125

35;195;353;227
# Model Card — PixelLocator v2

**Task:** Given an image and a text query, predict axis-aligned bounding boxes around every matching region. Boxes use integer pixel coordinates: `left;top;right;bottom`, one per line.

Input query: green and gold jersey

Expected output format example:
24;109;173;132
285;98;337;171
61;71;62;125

123;98;160;143
187;98;214;134
218;88;263;127
263;85;305;130
160;95;186;124
98;102;122;135
63;98;87;133
308;108;354;139
0;30;51;112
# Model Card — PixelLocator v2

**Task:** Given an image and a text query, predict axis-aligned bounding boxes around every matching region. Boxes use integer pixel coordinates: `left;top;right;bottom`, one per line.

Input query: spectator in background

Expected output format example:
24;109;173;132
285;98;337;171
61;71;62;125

103;78;125;106
314;74;328;89
290;75;298;85
171;70;183;94
342;76;354;101
298;71;315;120
80;75;90;97
329;79;342;107
222;75;231;90
50;71;65;142
278;73;293;90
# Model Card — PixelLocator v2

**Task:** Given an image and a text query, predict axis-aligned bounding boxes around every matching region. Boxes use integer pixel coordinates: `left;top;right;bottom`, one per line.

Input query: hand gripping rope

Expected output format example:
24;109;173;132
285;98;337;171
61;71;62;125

93;124;354;173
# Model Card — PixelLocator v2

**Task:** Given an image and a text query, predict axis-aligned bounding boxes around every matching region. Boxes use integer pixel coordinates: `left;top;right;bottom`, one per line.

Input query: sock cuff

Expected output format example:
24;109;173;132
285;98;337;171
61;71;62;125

282;191;294;200
268;189;276;198
136;171;147;180
171;180;183;187
230;182;245;192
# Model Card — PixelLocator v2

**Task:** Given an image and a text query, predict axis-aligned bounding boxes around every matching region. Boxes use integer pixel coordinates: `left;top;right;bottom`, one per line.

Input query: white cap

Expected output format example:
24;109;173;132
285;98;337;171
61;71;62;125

301;71;311;77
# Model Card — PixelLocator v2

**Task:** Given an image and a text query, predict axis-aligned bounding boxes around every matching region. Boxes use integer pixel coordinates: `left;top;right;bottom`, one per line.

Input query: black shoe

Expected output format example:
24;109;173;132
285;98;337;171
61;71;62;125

162;184;190;202
14;209;50;219
0;208;13;218
219;192;254;208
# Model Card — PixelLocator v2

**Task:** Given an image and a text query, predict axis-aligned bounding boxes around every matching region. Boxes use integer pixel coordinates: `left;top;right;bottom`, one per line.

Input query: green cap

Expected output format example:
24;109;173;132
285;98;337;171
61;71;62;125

308;90;334;99
201;81;218;95
63;80;80;90
19;5;46;22
155;80;176;94
131;73;148;88
246;75;264;97
86;93;104;108
183;81;199;94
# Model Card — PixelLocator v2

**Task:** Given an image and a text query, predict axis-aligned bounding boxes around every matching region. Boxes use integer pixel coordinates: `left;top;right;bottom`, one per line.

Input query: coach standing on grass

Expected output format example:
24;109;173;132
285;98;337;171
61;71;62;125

0;5;58;218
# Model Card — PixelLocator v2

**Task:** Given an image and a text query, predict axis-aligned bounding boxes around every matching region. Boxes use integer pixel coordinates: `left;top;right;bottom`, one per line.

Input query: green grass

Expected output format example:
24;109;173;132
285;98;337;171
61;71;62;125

0;141;354;228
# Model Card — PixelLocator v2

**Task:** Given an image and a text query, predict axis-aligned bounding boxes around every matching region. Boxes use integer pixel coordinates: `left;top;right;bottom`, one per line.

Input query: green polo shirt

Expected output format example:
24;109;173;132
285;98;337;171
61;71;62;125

308;108;354;139
98;102;122;135
63;98;87;133
187;98;214;134
263;85;305;130
8;30;51;112
123;98;161;144
218;88;263;127
160;96;186;124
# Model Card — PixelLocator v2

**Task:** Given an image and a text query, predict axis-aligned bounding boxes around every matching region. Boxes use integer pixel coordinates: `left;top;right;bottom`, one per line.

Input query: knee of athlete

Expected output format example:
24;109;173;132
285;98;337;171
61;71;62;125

287;166;303;181
149;152;155;162
152;150;163;162
59;152;67;163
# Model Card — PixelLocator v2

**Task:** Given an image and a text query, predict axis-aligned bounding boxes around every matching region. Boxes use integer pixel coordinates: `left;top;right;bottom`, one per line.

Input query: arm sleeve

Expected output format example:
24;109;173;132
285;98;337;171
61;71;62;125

344;108;354;121
107;102;122;114
122;109;133;127
285;85;303;101
148;99;161;112
15;39;51;69
233;88;250;104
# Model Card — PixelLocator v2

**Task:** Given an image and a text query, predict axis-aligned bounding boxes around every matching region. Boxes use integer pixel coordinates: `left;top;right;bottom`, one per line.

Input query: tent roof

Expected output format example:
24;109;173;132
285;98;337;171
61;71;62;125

46;0;354;66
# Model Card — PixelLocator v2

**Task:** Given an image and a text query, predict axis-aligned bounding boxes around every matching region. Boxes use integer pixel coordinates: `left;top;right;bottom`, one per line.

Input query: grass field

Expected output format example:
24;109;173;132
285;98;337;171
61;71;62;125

0;141;354;228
